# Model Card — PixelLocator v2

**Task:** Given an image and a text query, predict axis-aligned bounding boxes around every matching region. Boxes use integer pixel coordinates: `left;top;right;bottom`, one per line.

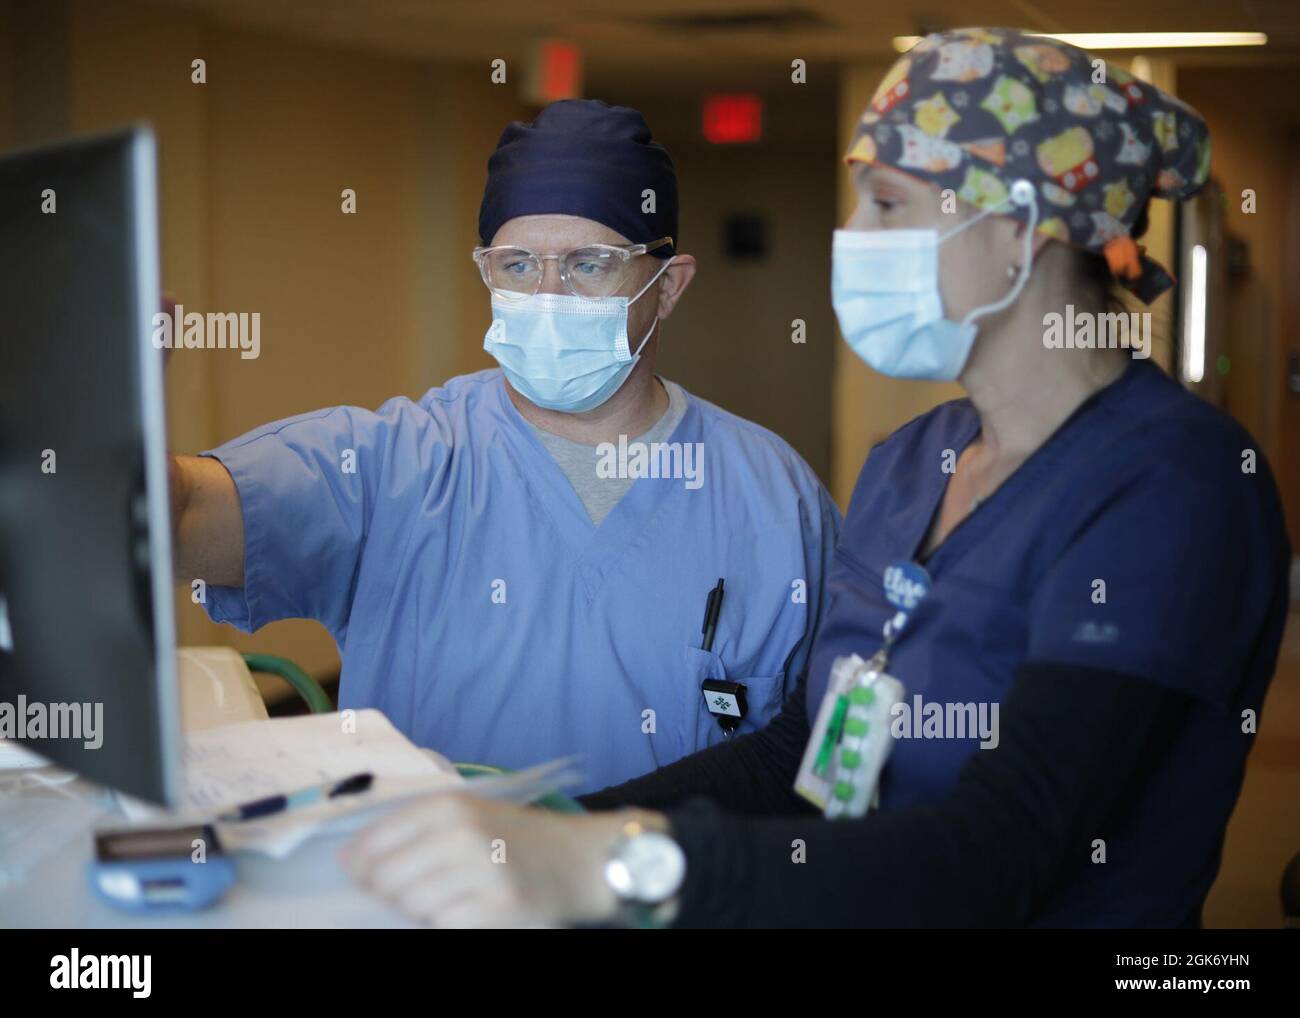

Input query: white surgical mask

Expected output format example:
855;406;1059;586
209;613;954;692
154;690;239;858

831;180;1038;381
484;259;671;413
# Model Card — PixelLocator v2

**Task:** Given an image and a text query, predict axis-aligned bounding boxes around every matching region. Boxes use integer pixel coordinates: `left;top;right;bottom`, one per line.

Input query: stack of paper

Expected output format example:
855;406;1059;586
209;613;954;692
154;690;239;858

119;709;463;858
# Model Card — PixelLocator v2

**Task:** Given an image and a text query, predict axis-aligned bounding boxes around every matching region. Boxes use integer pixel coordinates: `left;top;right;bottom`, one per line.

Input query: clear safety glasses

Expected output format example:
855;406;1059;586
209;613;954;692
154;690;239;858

472;237;673;301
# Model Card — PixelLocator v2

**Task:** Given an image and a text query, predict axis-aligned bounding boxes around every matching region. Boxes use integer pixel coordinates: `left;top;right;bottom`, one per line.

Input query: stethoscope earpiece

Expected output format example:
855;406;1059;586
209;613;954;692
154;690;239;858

1008;179;1036;208
958;178;1040;327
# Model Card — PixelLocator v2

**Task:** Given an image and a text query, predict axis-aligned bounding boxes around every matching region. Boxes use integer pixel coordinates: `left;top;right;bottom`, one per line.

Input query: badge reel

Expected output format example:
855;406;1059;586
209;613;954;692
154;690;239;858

795;561;931;819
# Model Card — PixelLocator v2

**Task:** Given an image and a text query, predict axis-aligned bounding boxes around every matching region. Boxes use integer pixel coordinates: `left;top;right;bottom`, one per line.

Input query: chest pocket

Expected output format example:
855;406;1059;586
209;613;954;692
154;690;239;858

680;645;784;760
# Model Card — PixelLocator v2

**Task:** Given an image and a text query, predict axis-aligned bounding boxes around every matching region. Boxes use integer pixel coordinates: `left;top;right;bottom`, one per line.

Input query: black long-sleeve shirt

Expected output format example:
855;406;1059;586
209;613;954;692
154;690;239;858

580;663;1192;927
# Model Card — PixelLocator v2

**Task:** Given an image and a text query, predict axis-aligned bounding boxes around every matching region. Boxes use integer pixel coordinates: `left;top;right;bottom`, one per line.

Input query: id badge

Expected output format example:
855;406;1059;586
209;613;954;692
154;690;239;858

795;653;903;819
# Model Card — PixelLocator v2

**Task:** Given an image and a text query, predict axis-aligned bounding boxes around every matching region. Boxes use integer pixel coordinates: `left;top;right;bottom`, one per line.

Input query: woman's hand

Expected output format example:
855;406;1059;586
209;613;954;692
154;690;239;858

341;792;667;928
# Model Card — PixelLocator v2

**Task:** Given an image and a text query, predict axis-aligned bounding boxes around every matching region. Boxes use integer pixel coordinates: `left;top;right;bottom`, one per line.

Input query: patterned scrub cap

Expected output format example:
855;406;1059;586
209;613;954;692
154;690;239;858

846;27;1212;303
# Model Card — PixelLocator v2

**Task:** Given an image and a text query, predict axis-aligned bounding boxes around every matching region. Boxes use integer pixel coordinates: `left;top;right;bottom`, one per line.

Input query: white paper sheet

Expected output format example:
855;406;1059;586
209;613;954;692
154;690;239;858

117;709;464;858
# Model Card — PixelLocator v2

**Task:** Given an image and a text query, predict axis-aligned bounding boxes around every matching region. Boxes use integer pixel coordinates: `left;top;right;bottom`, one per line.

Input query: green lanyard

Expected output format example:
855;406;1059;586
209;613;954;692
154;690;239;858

811;644;890;786
812;560;931;814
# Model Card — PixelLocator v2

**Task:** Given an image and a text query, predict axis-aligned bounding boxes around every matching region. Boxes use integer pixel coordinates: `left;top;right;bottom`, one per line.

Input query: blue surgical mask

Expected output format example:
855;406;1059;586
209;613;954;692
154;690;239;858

831;183;1038;381
484;260;671;413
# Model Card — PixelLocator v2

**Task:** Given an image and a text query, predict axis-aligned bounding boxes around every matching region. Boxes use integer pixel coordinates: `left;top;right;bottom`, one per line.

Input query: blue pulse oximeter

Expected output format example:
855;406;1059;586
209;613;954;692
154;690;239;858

90;823;237;913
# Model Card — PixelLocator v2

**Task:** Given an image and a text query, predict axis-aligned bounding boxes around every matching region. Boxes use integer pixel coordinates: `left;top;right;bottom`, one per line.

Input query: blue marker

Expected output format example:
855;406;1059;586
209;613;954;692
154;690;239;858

217;772;373;822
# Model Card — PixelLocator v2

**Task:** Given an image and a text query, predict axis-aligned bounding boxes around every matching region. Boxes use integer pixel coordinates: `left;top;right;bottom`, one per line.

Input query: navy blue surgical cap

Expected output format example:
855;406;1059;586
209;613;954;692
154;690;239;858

478;99;678;257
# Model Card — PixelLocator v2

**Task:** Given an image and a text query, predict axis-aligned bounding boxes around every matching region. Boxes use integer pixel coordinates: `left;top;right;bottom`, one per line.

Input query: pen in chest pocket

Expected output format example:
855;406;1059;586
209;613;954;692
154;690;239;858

697;578;748;734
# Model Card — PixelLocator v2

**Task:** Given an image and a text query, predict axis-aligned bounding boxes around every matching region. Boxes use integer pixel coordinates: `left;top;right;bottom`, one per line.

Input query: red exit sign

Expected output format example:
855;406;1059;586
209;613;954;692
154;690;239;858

525;40;583;104
703;93;763;144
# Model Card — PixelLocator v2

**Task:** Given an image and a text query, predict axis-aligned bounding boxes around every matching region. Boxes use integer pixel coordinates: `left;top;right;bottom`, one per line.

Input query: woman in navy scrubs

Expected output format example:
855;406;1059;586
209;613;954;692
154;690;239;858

343;28;1292;928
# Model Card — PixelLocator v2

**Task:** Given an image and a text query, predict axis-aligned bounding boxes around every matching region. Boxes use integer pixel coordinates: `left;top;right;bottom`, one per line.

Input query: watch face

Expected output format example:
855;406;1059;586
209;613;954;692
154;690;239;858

607;831;686;903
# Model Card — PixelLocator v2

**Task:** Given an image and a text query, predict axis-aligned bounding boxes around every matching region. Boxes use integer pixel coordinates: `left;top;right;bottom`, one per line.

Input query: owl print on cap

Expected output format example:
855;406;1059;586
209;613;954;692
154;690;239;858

845;26;1211;303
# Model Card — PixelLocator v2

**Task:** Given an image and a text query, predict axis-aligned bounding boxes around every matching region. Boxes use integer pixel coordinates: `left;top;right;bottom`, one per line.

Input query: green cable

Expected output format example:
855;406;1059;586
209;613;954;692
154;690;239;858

241;653;334;715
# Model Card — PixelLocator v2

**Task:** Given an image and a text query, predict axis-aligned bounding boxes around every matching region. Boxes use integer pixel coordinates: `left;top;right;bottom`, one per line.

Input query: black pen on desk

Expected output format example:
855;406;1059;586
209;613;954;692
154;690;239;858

216;772;373;823
701;578;725;653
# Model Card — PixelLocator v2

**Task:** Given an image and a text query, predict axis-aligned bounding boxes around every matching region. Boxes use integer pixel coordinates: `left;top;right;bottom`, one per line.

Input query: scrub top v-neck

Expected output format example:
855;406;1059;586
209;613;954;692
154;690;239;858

910;371;1111;571
200;369;841;794
500;381;690;597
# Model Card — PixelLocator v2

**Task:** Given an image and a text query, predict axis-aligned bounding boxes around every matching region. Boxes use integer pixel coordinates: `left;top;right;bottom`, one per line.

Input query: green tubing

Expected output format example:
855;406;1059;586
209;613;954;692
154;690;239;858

241;653;334;715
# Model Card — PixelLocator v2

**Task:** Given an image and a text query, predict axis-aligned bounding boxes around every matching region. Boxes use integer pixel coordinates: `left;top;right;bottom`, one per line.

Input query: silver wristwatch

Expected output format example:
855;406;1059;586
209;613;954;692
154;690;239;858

603;818;686;928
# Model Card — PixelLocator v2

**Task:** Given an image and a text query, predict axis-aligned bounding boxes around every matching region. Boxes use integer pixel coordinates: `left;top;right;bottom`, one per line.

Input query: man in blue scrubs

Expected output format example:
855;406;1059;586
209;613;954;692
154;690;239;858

168;100;840;793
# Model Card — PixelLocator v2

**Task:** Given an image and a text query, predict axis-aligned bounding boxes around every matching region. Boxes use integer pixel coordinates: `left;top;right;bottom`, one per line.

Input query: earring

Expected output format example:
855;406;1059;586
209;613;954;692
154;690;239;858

1006;265;1018;279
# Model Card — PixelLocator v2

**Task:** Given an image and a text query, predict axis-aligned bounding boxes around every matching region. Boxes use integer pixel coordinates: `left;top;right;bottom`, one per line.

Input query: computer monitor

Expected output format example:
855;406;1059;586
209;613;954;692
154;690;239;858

0;126;181;805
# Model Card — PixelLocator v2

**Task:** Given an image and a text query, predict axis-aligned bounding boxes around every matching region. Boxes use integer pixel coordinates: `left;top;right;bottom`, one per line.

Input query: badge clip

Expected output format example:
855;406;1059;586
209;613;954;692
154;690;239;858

702;678;748;733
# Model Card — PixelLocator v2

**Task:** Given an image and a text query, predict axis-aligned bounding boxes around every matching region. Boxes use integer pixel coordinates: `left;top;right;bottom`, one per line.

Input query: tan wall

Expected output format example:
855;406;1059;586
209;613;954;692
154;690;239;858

51;0;524;684
833;61;962;507
605;86;840;487
69;0;212;469
1180;66;1300;546
427;65;528;383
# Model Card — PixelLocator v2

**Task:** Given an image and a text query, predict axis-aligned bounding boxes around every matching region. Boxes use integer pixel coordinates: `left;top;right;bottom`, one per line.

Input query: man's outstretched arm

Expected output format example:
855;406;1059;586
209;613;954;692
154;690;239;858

169;453;244;587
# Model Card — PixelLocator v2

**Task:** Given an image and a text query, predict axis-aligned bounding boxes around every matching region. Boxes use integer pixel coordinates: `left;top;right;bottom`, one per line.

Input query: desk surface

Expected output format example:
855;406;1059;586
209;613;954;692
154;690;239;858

0;779;415;929
1;650;415;928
